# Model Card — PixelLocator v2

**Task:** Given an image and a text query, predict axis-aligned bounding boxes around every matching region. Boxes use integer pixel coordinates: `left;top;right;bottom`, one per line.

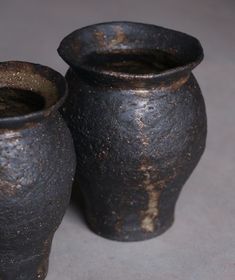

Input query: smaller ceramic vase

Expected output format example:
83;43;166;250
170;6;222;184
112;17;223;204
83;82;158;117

58;22;207;241
0;61;76;279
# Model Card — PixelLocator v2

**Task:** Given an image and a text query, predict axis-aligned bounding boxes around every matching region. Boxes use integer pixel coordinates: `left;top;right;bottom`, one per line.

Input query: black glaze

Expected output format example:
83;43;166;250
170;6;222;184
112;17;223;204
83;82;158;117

0;62;76;278
58;22;207;241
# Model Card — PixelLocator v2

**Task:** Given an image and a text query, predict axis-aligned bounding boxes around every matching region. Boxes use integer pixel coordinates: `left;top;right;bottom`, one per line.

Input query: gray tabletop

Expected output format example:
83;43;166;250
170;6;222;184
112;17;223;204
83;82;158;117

1;0;234;279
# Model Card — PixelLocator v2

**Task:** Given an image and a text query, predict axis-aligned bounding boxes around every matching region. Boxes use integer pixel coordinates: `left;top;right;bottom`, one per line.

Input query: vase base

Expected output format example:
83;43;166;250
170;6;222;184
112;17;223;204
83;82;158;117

87;216;174;242
0;257;49;280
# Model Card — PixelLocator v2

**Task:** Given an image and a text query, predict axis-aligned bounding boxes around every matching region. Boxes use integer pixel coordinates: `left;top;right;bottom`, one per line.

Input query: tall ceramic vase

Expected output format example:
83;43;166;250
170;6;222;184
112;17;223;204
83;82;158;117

0;61;76;279
58;22;207;241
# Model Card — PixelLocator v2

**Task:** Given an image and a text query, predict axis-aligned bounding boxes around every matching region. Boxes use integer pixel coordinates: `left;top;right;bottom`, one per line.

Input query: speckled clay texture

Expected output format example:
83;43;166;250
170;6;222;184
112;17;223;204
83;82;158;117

0;62;76;279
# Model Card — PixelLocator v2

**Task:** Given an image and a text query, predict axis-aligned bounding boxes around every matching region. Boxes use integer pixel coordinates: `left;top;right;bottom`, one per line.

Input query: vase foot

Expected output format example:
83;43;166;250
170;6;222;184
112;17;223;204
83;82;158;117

0;235;52;280
86;215;174;242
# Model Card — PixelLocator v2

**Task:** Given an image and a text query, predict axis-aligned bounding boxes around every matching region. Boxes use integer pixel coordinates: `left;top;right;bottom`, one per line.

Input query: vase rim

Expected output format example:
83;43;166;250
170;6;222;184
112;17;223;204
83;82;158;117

58;21;204;82
0;61;67;128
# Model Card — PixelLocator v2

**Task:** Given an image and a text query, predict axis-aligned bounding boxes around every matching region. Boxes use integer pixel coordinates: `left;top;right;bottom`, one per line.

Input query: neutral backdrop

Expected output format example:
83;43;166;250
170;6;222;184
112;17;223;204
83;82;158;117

1;0;234;279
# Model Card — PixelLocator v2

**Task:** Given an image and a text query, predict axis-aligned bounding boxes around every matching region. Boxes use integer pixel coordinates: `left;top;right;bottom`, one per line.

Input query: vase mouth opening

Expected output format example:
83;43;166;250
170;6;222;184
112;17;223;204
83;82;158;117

58;21;204;81
0;61;67;128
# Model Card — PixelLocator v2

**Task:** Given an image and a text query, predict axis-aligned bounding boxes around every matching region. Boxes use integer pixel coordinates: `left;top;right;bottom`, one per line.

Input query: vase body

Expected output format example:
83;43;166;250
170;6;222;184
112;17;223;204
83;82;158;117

0;62;76;279
58;22;207;241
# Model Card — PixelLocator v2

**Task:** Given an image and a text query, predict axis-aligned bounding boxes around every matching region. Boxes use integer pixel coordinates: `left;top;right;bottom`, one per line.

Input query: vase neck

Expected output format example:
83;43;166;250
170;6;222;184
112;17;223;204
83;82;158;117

58;22;203;90
70;65;191;90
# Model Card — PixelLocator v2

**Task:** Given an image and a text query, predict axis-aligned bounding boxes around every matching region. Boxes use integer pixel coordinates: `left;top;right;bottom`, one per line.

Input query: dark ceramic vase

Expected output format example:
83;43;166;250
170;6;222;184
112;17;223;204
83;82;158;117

0;61;76;279
58;22;207;241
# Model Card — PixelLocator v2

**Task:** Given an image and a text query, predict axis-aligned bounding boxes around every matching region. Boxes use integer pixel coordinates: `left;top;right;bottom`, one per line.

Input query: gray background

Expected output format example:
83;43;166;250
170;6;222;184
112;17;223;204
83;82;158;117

1;0;235;279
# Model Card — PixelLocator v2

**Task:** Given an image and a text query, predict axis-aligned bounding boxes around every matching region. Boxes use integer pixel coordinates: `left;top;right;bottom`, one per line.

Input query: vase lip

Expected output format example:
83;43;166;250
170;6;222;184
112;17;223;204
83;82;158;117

58;21;204;82
0;61;67;128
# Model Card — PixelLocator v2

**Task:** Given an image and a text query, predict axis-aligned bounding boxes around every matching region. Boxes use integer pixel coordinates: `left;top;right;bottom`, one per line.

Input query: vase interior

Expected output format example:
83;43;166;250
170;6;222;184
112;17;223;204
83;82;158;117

0;87;45;118
80;49;182;75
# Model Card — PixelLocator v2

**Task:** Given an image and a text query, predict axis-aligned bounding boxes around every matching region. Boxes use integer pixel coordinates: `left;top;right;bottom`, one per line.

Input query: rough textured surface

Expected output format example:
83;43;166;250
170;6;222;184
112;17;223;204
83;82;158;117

0;0;234;279
58;21;207;242
62;69;206;241
0;113;76;279
0;63;76;279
